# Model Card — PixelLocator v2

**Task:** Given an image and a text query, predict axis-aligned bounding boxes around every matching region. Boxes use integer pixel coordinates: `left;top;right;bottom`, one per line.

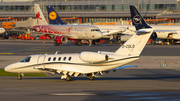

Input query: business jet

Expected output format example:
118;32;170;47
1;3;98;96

33;4;102;46
4;5;153;81
0;26;5;34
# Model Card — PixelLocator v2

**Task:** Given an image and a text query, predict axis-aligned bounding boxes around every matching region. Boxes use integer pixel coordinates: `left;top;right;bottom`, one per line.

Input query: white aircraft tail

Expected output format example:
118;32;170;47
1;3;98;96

115;29;153;56
115;5;153;56
34;4;48;25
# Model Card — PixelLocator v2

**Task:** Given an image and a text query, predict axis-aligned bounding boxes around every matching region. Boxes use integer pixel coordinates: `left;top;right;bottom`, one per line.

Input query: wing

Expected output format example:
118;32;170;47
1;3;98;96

34;66;81;79
34;65;137;79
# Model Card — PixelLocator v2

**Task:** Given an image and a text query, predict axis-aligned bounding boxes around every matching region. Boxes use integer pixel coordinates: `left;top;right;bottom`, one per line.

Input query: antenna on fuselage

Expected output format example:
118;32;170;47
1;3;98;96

55;51;59;54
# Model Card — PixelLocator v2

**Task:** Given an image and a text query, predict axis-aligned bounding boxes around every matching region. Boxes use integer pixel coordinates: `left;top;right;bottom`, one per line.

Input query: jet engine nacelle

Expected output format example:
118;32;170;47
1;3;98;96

156;32;171;39
80;51;108;62
172;34;180;39
119;35;132;41
55;36;68;44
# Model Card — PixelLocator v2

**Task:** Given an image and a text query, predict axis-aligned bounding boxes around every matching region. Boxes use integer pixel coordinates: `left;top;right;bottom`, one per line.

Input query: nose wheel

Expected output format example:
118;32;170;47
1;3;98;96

17;73;24;80
89;40;93;47
17;74;22;80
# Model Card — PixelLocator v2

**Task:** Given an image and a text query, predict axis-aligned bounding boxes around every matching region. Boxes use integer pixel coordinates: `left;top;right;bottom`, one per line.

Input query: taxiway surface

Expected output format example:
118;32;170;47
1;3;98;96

0;40;180;56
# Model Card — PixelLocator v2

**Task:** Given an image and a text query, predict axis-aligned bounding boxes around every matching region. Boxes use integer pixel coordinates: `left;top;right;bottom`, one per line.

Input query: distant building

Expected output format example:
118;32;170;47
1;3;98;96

0;0;180;24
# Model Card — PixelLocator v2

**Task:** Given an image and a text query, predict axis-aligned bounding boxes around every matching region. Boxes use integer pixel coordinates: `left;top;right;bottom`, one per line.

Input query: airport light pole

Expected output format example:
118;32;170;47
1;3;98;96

138;0;139;11
131;0;133;5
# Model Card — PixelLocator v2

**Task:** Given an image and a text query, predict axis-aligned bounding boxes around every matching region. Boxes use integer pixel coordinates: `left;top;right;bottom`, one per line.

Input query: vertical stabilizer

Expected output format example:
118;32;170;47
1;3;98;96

47;6;65;25
34;4;48;25
130;5;151;30
115;5;152;56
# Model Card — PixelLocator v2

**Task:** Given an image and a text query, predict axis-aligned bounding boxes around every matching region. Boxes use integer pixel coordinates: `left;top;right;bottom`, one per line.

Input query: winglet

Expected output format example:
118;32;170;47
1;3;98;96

130;5;151;30
47;6;65;25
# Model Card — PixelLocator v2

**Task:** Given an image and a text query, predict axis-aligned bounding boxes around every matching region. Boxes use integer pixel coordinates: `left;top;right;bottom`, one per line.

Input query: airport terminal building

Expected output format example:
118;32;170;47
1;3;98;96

1;0;180;27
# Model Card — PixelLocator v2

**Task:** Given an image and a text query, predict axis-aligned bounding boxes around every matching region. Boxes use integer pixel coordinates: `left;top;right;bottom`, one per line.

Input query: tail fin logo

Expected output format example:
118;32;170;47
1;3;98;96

36;12;42;20
49;11;57;20
133;15;142;24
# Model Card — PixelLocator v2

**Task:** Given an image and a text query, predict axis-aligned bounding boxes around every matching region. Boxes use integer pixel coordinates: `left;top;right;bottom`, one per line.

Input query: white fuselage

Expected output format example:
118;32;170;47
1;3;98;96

93;24;180;40
4;53;138;74
118;25;180;39
32;25;102;40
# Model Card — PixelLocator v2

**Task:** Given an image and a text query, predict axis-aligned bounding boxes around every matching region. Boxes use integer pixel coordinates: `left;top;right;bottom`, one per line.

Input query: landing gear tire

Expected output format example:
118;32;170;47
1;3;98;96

54;42;60;46
89;44;93;47
87;74;94;80
66;75;71;81
17;74;22;80
88;76;94;80
75;42;82;46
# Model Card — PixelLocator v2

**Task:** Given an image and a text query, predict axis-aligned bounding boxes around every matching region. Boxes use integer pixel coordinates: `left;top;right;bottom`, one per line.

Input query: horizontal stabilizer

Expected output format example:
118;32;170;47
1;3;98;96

137;29;153;33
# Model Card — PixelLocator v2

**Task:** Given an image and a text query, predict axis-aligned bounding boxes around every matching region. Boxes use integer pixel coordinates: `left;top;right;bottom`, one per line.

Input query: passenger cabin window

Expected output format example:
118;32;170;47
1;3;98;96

53;57;56;61
91;29;100;31
20;56;31;62
58;57;61;61
63;57;66;61
68;57;72;61
48;57;51;61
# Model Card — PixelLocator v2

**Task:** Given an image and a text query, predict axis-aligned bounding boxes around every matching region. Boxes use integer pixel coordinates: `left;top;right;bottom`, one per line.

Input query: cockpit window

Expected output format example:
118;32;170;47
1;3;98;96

91;29;100;31
20;56;31;62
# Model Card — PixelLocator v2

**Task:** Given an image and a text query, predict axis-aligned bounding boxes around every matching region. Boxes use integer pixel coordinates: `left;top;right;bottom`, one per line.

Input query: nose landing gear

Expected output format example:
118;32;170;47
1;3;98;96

17;73;24;80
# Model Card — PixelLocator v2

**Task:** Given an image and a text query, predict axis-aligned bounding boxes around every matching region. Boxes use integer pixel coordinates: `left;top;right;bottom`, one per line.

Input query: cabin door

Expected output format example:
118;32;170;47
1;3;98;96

37;55;46;68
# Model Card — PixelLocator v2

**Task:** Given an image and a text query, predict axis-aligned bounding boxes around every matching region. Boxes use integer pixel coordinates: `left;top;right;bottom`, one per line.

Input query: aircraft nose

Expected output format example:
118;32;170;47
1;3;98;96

4;65;12;72
96;32;103;39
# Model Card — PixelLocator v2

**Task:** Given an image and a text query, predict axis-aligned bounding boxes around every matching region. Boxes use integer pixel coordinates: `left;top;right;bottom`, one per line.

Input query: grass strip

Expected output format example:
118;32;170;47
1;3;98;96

0;69;47;77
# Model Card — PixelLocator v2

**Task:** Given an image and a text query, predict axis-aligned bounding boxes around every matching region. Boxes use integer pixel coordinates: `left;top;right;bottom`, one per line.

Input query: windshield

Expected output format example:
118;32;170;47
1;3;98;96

91;29;100;31
20;56;31;62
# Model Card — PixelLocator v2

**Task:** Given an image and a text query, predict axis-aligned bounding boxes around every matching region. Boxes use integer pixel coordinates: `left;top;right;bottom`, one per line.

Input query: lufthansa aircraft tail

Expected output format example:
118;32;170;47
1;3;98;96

130;5;151;30
34;4;48;25
47;6;65;25
115;5;153;56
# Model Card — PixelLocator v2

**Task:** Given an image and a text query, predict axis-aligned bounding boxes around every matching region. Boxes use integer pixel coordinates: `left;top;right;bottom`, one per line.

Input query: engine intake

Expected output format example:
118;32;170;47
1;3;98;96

55;36;68;44
80;51;108;62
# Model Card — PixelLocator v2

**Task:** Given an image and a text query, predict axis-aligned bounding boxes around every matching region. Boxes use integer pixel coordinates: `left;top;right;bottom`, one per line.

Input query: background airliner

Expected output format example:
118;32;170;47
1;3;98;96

34;4;102;46
47;5;180;44
46;5;125;43
5;5;153;81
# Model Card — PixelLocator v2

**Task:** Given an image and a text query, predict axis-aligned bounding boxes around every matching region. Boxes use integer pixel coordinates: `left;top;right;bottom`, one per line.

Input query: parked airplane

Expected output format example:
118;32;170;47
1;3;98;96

0;26;5;34
46;5;126;43
33;4;102;46
4;5;153;81
47;6;180;44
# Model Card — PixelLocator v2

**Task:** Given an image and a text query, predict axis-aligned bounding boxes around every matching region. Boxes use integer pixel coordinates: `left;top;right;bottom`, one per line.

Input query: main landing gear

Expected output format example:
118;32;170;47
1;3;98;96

17;73;24;80
75;41;82;46
86;74;94;80
54;42;60;46
66;75;71;81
